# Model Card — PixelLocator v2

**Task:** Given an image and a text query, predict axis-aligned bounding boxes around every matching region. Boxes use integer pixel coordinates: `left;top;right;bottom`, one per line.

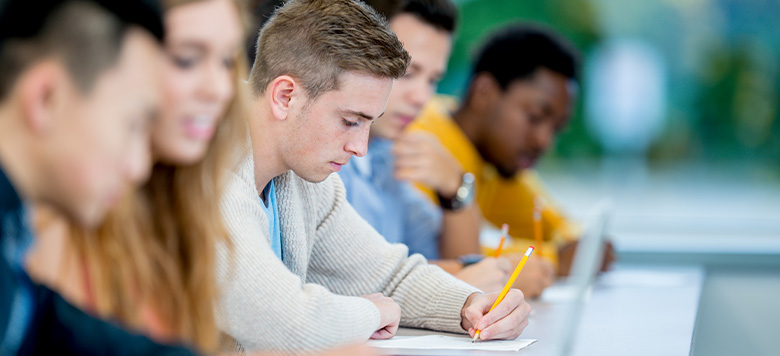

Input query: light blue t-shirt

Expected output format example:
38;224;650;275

260;180;283;261
338;138;442;259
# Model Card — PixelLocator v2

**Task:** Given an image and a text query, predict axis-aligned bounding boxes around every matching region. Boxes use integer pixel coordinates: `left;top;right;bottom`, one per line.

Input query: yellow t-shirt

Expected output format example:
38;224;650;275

406;95;581;265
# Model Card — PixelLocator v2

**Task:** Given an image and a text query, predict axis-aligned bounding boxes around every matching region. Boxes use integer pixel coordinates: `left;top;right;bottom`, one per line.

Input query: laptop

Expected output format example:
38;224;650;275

553;199;612;356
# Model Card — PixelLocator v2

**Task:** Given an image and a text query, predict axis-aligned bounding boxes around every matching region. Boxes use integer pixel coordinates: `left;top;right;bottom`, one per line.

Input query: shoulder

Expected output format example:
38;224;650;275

222;154;262;219
411;95;459;130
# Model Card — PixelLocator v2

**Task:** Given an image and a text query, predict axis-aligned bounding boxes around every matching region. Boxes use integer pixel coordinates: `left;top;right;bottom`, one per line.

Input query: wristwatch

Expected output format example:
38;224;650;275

437;172;475;211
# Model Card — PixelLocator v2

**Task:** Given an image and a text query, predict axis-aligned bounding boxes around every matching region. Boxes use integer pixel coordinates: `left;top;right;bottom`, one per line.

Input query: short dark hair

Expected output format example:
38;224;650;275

249;0;410;99
471;23;579;91
0;0;164;100
364;0;457;33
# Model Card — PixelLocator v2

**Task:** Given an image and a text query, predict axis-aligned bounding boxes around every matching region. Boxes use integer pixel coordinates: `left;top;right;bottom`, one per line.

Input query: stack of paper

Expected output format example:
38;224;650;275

368;335;536;352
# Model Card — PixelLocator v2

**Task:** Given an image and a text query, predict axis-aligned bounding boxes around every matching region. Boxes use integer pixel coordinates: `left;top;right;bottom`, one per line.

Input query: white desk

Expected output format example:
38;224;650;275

376;265;704;355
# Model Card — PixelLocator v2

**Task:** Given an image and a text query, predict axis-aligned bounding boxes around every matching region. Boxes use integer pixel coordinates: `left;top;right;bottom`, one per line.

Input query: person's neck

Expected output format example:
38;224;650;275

0;104;39;202
452;104;483;146
248;97;289;194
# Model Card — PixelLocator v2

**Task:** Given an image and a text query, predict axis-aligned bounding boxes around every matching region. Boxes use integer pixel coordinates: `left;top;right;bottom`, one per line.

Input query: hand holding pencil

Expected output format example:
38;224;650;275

459;246;534;342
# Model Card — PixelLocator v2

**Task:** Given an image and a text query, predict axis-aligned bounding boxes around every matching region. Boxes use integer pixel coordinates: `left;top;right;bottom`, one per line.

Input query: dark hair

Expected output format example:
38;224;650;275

0;0;164;99
249;0;410;99
471;23;579;91
364;0;457;33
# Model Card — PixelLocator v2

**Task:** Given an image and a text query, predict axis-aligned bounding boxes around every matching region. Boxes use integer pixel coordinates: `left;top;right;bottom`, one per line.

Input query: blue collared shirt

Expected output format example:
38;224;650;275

339;138;441;260
260;180;283;261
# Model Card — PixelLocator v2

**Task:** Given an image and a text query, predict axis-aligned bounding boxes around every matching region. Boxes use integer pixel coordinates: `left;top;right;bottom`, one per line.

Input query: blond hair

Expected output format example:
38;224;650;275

249;0;410;99
68;0;249;352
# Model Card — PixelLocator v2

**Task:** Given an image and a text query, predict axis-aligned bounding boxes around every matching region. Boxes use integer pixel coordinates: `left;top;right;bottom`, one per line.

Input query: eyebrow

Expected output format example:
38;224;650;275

168;41;207;53
168;41;239;56
410;62;445;79
342;109;384;121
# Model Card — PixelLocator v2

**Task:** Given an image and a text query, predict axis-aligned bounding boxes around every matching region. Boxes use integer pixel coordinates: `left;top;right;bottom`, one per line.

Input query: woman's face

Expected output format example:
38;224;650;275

152;0;242;164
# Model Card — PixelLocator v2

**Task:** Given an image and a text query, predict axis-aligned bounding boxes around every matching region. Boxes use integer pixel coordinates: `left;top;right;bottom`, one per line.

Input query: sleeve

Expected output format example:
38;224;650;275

399;183;442;260
216;172;381;353
522;171;581;245
305;174;479;334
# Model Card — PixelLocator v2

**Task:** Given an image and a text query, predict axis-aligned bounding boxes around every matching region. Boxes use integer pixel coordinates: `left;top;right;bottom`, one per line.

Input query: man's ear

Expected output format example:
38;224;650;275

19;60;68;135
468;73;501;112
268;75;301;121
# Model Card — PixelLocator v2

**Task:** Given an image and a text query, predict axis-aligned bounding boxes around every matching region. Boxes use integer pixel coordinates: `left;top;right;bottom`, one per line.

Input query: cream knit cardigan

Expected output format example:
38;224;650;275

217;154;480;353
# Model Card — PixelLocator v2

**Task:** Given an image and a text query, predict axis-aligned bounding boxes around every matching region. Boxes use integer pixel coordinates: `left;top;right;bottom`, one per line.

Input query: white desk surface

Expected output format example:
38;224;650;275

376;265;704;356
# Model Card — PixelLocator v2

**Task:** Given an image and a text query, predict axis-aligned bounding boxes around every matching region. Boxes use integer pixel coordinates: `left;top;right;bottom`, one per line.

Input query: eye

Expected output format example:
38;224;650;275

223;56;236;70
343;119;359;128
171;55;197;69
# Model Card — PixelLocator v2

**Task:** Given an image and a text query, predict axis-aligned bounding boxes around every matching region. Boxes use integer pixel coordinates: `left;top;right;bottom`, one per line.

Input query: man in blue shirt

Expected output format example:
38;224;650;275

0;0;196;354
340;0;513;292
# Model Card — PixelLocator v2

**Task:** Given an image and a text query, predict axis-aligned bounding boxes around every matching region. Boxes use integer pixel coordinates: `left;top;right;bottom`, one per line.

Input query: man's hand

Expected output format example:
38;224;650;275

455;257;513;292
557;240;616;277
460;291;532;341
508;256;555;299
392;132;462;197
361;293;401;339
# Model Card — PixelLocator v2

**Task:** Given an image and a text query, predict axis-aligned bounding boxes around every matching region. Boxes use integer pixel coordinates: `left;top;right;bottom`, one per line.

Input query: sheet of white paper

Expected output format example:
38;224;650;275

368;335;536;352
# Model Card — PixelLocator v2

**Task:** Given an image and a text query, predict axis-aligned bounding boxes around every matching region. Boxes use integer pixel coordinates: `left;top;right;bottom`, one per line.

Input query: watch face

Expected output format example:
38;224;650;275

440;173;476;211
457;186;469;199
463;172;475;184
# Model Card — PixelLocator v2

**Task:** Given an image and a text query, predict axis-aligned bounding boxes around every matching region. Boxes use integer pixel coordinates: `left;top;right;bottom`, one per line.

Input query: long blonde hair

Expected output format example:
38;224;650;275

70;0;250;352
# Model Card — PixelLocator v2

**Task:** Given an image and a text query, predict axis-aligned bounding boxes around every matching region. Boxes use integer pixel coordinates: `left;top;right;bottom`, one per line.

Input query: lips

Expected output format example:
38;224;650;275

397;114;415;127
330;159;350;172
517;153;539;170
182;114;218;140
330;162;343;172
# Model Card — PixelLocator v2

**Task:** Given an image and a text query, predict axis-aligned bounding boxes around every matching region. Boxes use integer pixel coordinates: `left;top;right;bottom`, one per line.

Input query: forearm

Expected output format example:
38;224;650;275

439;204;481;259
392;261;478;334
430;259;463;275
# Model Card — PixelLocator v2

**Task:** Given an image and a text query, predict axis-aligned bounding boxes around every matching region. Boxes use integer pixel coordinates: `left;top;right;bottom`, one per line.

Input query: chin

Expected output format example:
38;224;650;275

296;170;331;183
160;145;209;166
74;204;105;229
496;165;520;179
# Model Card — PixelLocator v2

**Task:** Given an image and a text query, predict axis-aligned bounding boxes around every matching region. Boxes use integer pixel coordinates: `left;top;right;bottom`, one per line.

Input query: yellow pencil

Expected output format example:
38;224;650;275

473;245;535;342
534;197;543;256
493;223;509;258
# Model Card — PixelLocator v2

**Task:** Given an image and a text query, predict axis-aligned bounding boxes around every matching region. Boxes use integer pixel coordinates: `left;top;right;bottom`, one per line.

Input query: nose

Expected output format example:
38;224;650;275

406;77;434;111
534;122;555;152
345;125;370;157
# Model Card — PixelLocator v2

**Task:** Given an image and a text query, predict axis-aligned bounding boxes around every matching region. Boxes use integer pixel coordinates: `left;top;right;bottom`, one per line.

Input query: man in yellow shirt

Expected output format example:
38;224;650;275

408;23;615;277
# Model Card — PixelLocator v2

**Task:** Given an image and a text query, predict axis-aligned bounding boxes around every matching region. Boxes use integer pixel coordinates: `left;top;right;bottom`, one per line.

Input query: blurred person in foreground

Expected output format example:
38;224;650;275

0;0;203;354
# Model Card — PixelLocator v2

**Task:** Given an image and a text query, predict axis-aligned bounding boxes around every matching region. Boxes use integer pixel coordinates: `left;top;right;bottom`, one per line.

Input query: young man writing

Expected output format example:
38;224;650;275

217;0;532;353
408;24;615;288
